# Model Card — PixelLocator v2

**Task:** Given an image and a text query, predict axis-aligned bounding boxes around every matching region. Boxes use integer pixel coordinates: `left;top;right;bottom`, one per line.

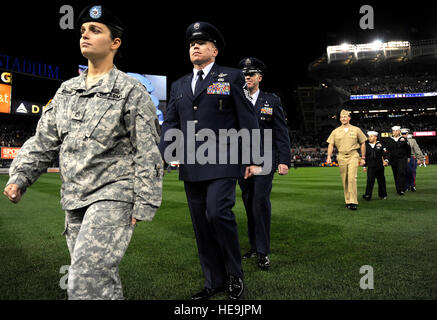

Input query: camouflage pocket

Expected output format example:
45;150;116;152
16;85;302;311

85;101;114;144
83;200;133;228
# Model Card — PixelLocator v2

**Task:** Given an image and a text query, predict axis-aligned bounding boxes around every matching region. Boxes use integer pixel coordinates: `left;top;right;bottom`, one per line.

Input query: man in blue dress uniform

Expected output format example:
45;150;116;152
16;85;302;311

237;57;291;270
159;22;261;300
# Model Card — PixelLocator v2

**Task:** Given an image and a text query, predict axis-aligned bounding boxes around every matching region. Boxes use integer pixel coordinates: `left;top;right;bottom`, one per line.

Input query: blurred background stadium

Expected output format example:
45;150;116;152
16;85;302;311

2;41;437;169
1;2;437;170
293;38;437;167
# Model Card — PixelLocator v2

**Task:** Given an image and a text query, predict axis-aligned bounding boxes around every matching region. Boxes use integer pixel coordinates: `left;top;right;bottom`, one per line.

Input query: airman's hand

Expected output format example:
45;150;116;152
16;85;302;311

278;164;289;175
244;165;261;179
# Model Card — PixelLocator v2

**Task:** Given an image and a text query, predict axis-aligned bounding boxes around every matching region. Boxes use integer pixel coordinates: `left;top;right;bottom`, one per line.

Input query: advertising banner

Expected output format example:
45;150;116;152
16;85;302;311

413;131;436;137
1;72;12;84
10;100;46;116
0;83;12;114
1;147;20;159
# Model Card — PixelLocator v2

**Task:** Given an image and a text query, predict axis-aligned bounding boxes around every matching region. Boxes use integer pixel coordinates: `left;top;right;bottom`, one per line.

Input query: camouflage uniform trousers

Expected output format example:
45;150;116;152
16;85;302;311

63;200;134;300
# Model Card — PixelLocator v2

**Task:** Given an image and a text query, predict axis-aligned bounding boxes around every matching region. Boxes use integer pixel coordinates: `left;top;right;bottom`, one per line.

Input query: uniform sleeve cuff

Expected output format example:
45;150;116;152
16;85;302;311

132;203;158;222
6;174;29;192
279;160;291;167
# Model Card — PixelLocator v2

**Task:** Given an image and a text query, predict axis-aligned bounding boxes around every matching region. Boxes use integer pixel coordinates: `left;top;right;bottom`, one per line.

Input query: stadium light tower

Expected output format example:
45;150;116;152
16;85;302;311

326;40;410;63
371;39;383;49
340;43;350;51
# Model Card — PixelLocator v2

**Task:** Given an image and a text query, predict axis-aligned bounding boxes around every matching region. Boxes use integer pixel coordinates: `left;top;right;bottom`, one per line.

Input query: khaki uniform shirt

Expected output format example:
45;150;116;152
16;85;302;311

407;138;425;161
7;66;163;221
326;125;367;153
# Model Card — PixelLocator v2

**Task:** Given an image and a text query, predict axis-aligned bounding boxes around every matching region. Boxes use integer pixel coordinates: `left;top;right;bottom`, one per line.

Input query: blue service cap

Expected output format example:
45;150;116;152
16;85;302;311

186;21;225;50
238;57;266;75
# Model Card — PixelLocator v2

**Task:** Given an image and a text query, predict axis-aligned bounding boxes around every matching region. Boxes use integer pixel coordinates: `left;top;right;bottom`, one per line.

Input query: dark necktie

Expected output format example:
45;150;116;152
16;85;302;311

194;70;204;95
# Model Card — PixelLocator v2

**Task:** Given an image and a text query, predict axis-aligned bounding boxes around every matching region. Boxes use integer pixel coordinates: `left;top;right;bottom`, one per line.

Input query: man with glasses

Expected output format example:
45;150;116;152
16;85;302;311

237;57;291;270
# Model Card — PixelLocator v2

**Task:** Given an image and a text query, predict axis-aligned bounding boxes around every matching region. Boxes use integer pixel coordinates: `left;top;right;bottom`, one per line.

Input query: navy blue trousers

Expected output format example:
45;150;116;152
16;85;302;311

391;158;408;193
238;170;275;255
364;166;387;198
184;178;243;289
406;157;417;188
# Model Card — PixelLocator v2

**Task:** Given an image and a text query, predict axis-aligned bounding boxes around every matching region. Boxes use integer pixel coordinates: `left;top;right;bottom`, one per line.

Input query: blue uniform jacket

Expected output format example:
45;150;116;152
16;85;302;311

159;63;260;182
254;90;291;169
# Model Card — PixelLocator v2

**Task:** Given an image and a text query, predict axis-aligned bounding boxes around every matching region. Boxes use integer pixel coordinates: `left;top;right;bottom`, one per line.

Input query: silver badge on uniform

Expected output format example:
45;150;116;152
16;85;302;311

217;73;228;82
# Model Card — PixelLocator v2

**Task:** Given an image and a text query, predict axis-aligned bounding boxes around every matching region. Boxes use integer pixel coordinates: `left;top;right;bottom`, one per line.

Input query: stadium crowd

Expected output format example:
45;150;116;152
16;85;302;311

289;113;437;165
338;74;437;95
351;113;437;134
289;128;334;166
0;123;35;148
0;115;38;168
1;112;436;168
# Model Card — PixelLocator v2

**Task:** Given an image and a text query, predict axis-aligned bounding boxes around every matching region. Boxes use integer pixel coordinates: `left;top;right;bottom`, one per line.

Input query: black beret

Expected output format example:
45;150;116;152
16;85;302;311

76;4;123;33
186;21;225;50
239;57;266;75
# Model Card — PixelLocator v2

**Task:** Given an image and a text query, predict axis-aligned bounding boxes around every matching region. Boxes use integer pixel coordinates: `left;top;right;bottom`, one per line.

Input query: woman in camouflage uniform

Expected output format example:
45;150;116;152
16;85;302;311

3;5;163;299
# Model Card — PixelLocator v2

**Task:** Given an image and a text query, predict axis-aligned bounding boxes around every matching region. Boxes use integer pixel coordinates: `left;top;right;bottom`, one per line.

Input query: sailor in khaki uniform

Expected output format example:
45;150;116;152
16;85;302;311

326;109;367;210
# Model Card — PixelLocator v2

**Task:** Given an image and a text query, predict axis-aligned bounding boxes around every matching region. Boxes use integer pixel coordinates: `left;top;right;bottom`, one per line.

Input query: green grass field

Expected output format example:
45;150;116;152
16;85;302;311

0;165;436;300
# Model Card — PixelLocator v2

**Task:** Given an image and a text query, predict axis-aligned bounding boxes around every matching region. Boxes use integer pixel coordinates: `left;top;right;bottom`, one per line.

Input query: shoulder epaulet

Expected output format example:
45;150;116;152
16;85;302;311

264;92;281;102
264;92;278;98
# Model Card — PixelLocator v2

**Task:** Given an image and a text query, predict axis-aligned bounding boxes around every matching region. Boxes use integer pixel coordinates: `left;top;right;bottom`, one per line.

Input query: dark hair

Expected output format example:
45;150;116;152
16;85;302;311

107;25;123;61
